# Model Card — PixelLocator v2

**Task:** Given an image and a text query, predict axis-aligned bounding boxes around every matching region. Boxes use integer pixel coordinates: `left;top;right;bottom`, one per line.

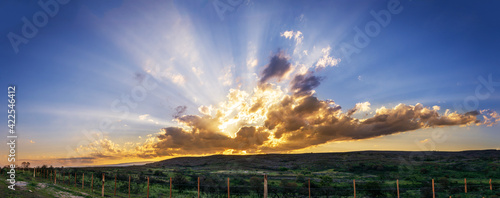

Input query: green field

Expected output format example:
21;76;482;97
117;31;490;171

1;150;499;197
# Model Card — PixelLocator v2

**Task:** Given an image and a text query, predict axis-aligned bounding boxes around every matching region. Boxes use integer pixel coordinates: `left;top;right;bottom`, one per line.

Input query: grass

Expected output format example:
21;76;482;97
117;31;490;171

2;150;500;197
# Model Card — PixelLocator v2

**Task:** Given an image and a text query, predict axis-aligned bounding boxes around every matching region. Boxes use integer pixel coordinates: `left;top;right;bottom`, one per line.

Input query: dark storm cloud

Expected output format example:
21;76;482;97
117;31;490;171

290;72;324;96
259;51;292;84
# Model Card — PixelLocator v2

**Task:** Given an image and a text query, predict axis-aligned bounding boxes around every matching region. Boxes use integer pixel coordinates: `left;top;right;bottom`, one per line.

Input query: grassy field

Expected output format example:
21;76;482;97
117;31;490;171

1;150;499;197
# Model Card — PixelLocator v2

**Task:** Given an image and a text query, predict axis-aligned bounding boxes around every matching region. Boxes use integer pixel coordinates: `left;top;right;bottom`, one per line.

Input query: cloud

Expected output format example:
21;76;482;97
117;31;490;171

347;101;371;116
433;105;440;111
143;85;486;156
356;102;371;112
315;46;341;69
162;72;186;85
290;72;323;96
139;114;156;123
219;65;234;86
152;125;270;155
72;49;497;160
281;30;305;56
139;114;151;120
75;138;124;158
261;102;481;152
198;105;212;115
74;83;493;158
481;109;499;127
173;105;187;119
281;30;303;45
191;67;203;77
420;139;429;143
247;59;258;68
259;51;292;84
281;31;294;39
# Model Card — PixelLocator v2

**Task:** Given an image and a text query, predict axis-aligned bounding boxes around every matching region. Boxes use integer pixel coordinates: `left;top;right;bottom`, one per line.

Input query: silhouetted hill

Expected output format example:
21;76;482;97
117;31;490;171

145;149;500;172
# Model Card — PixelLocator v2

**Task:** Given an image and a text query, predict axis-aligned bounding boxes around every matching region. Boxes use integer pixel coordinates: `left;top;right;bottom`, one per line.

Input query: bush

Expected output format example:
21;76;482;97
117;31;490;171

154;170;163;176
249;176;263;193
362;181;385;198
172;174;190;193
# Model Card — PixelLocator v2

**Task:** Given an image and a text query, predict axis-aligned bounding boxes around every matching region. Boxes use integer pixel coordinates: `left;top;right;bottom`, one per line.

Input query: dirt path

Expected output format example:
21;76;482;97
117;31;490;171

37;182;88;198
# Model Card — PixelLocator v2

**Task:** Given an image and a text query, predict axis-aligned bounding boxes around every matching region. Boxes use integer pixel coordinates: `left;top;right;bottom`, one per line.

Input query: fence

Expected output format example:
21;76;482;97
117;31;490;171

4;167;499;197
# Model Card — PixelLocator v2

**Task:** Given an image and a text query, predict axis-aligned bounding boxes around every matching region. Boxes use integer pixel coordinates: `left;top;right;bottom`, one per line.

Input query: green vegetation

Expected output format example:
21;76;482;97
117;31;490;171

1;150;499;197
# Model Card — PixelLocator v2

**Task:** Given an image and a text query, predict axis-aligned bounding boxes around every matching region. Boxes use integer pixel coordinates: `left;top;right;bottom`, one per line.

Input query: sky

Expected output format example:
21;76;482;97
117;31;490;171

1;0;499;167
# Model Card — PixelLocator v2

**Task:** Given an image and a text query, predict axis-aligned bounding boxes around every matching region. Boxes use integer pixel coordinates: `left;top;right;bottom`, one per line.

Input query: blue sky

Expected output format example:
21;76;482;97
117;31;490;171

1;0;499;166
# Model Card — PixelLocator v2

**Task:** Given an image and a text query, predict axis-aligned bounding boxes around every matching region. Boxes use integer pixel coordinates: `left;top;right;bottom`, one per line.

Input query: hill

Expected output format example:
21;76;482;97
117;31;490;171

146;149;500;173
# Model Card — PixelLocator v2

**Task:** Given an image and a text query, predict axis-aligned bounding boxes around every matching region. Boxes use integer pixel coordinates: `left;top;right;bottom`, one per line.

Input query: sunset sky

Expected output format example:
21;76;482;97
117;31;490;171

1;0;500;167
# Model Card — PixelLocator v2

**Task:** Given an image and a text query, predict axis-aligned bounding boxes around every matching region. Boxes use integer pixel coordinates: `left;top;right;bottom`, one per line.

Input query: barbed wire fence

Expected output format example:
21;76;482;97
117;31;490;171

3;166;499;198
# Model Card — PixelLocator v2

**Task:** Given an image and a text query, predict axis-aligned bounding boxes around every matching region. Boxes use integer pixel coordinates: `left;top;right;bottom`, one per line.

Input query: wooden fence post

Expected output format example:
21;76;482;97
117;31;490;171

114;175;117;196
308;179;311;198
353;179;356;198
74;172;76;188
170;177;172;198
397;179;399;198
128;175;131;198
147;176;150;198
102;173;105;197
91;174;94;193
54;170;57;184
464;178;467;193
264;175;268;198
490;178;493;190
82;173;84;189
33;168;35;178
432;179;435;198
198;177;200;198
227;178;230;198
